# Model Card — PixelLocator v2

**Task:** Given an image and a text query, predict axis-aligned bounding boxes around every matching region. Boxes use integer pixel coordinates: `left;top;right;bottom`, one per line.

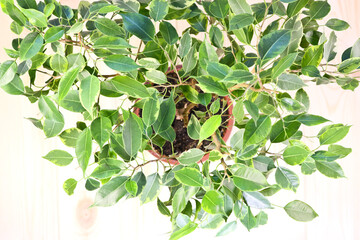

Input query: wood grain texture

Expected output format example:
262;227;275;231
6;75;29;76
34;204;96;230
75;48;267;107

0;0;359;239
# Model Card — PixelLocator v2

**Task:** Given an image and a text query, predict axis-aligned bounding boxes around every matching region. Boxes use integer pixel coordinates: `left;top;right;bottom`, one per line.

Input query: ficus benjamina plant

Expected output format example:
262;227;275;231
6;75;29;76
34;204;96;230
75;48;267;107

0;0;357;238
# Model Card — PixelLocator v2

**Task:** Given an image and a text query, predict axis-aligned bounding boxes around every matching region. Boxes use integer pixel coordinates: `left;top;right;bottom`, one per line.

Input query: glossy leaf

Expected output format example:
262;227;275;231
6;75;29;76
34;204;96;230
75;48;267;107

75;128;92;175
283;146;310;165
199;115;222;141
202;190;224;214
243;115;271;147
284;200;318;222
174;167;203;187
93;176;128;207
43;150;73;166
110;76;150;98
140;173;161;204
79;75;100;114
258;30;291;66
123;114;142;157
90;117;112;147
178;148;205;165
104;55;139;72
149;0;169;21
275;167;299;192
232;164;269;191
121;12;155;42
19;32;43;61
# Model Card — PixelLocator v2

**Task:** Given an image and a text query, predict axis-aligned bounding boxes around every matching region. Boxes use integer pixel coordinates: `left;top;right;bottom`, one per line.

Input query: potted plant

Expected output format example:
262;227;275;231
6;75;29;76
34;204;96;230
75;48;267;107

0;0;356;238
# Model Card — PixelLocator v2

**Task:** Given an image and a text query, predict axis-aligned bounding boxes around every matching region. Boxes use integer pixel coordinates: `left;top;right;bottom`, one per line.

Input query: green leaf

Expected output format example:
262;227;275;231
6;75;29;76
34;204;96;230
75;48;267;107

59;128;82;148
93;176;128;207
19;32;43;61
216;221;237;237
338;57;360;73
232;164;269;191
315;160;345;178
244;100;259;122
0;60;17;87
280;98;306;112
258;30;291;66
169;222;198;240
209;26;224;48
283;146;310;165
229;0;252;14
301;157;317;175
174;167;203;187
22;9;47;28
50;54;68;73
272;53;297;78
110;76;150;98
91;162;121;179
153;97;176;133
287;0;309;17
301;45;324;68
277;73;306;91
126;180;138;196
85;178;100;191
326;18;350;31
1;75;24;95
196;76;229;96
157;198;171;216
95;18;123;36
172;188;187;216
63;178;77;196
79;75;100;114
309;1;330;20
16;0;37;9
229;13;254;31
207;62;230;79
200;214;224;229
123;113;142;158
284;200;318;222
143;98;160;126
202;190;224;214
38;96;65;138
145;69;167;84
44;26;64;43
297;114;329;126
199;39;218;69
75;128;92;175
199;115;222;141
149;0;169;21
43;150;73;166
209;0;229;19
242;191;272;209
328;144;352;159
284;15;303;54
104;55;139;72
179;30;191;59
270;116;301;143
183;44;198;74
233;102;245;124
90;117;112;147
169;0;196;9
243;115;271;147
178;148;205;165
159;21;178;45
121;12;155;42
59;90;86;113
115;0;139;13
138;57;160;69
58;67;80;101
140;173;161;204
93;36;134;49
187;115;201;140
318;124;350;145
275;167;299;192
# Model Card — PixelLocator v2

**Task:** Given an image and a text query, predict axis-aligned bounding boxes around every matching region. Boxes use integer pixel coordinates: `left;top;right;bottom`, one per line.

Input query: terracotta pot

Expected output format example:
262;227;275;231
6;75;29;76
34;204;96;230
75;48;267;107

134;66;235;165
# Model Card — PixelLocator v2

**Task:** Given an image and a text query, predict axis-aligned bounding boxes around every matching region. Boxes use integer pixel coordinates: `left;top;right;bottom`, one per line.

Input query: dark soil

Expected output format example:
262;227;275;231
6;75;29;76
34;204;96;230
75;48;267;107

142;70;231;157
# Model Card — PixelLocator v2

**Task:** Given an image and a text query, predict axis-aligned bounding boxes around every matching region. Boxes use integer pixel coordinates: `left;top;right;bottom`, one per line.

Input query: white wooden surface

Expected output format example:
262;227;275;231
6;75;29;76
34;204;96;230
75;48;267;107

0;0;359;239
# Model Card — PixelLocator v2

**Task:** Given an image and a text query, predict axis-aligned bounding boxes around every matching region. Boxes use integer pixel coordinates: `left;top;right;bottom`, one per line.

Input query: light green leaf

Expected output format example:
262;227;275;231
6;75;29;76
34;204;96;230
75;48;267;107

43;150;73;166
22;9;47;28
229;0;252;14
80;75;100;114
200;214;224;229
275;167;299;192
0;60;17;87
199;39;218;69
297;114;329;126
258;30;291;66
283;146;310;165
242;191;272;209
202;190;224;214
160;21;178;45
126;180;138;196
209;26;224;48
140;173;161;204
207;62;230;79
63;178;77;196
44;26;64;43
93;176;128;207
149;0;168;21
301;44;324;68
284;200;318;222
123;113;142;157
104;55;139;72
94;36;134;49
91;161;121;179
229;13;254;31
58;67;80;101
75;128;92;175
153;97;176;133
315;160;345;178
174;167;203;187
243;115;271;147
145;69;167;84
178;148;205;165
318;124;350;145
187;114;201;140
143;97;160;126
172;188;187;216
90;117;112;147
169;222;198;240
309;1;330;20
110;75;150;98
199;115;222;141
272;53;298;78
326;18;350;31
38;96;65;138
179;30;191;59
95;18;123;36
121;12;155;42
1;75;24;95
232;164;269;191
114;0;140;13
287;0;309;17
338;57;360;73
196;76;229;96
216;221;237;237
59;128;82;148
19;32;44;61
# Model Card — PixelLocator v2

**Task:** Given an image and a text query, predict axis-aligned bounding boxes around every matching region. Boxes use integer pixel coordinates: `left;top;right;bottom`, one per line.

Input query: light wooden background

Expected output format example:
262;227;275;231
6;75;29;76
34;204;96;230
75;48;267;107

0;0;359;239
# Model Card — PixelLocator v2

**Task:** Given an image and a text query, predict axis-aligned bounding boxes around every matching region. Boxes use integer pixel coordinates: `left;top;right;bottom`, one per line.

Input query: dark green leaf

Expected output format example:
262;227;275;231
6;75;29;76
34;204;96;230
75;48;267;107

19;32;43;61
121;12;155;42
159;21;178;45
326;18;350;31
153;97;176;133
258;30;291;66
309;1;330;20
229;13;254;31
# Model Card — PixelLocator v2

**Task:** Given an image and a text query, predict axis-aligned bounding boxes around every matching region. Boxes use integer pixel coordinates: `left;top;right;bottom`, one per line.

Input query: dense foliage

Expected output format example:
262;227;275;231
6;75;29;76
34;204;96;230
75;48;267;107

0;0;356;238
